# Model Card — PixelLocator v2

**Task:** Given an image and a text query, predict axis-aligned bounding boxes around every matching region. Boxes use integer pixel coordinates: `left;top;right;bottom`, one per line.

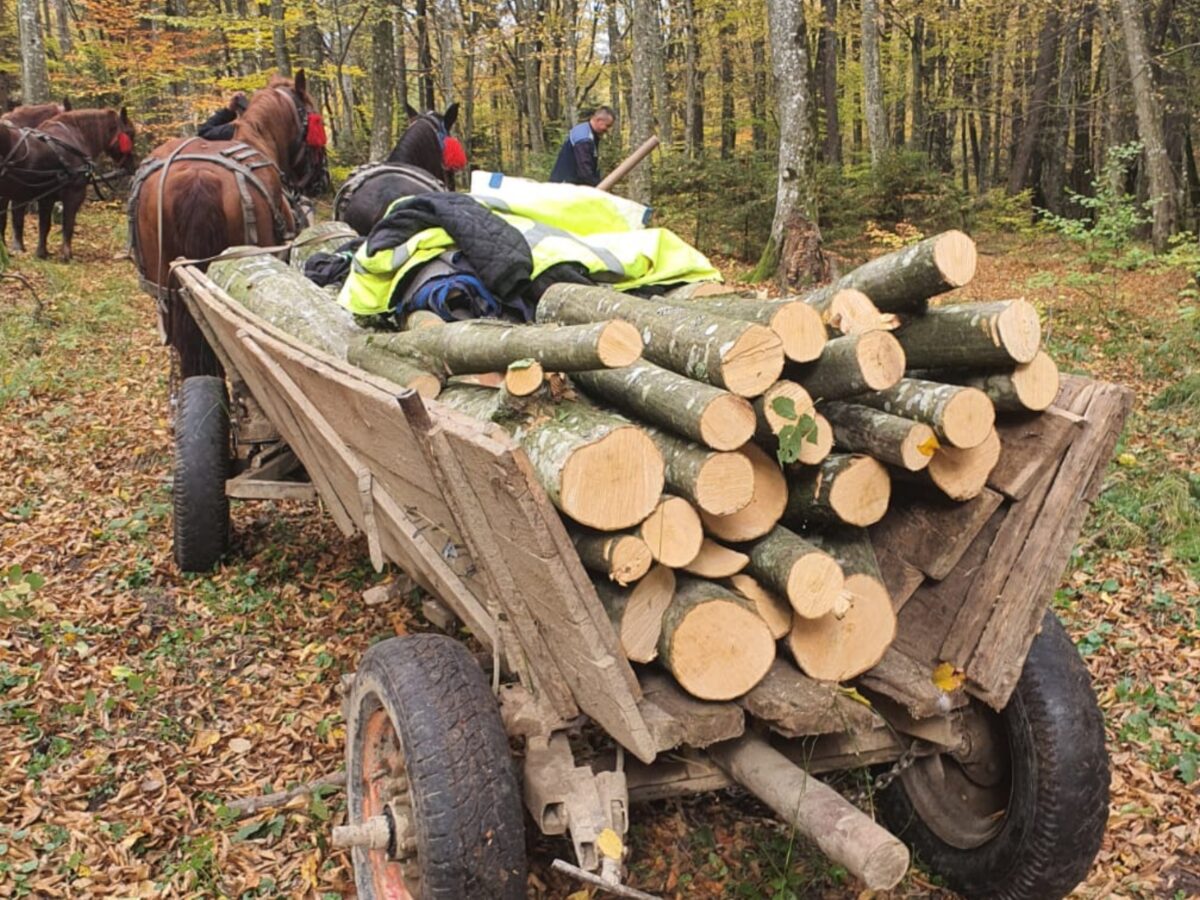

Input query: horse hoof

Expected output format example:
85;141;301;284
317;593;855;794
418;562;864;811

35;249;48;260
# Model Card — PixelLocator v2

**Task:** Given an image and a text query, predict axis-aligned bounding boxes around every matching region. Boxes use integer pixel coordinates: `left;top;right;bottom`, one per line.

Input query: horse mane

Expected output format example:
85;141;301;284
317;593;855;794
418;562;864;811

1;102;64;126
386;115;444;178
234;75;315;166
41;109;122;155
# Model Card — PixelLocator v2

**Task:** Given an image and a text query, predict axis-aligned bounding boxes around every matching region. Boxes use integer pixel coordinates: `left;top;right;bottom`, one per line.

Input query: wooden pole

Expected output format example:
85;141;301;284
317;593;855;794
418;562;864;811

597;135;661;191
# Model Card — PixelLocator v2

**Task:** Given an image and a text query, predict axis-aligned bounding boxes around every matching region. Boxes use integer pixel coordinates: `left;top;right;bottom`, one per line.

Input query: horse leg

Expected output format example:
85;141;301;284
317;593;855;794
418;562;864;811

35;197;54;259
59;187;85;262
0;197;7;250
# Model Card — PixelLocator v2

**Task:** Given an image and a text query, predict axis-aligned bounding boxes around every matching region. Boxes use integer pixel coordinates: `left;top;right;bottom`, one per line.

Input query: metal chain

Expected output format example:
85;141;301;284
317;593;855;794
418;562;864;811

870;740;922;794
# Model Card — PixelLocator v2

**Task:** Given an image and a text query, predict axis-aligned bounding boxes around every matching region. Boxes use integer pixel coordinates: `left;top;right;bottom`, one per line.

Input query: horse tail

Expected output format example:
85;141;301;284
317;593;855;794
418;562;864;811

167;169;226;379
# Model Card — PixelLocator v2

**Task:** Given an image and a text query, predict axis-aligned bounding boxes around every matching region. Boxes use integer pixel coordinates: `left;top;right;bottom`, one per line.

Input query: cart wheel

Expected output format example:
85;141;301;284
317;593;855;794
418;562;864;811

346;635;526;900
173;376;231;573
879;611;1109;900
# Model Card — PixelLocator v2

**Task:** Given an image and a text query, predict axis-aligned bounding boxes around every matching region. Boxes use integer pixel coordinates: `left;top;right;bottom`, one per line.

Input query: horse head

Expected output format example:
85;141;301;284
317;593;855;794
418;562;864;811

389;102;466;190
107;107;138;173
241;70;330;197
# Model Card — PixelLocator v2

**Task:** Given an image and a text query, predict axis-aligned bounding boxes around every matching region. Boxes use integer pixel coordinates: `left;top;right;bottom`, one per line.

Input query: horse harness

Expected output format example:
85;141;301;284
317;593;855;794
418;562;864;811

332;161;445;220
128;138;307;313
0;119;118;203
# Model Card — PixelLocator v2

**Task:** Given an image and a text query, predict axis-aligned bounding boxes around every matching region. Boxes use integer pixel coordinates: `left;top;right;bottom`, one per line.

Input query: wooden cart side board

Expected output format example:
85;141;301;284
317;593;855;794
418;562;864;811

401;395;657;763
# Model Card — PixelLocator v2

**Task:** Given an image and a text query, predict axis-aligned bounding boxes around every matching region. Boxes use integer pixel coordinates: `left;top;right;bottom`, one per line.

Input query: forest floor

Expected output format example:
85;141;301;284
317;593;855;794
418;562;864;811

1;202;1198;899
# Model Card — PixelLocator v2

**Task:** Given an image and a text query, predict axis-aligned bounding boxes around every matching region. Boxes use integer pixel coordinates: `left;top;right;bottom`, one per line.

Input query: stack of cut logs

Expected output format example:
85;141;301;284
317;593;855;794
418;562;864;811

209;228;1060;703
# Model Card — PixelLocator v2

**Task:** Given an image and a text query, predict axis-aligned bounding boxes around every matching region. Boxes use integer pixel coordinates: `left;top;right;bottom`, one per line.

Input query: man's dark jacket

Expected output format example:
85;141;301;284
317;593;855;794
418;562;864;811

198;108;236;141
549;121;602;186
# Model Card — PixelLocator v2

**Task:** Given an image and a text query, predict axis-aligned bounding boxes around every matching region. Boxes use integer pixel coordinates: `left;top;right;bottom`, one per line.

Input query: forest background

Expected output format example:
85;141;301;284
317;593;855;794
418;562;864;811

5;0;1199;273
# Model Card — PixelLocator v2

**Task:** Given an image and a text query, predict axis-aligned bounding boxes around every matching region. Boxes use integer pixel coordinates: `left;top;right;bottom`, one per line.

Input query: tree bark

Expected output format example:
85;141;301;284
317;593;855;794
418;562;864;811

640;426;755;516
271;0;290;75
1007;7;1061;195
719;16;735;159
917;351;1060;413
18;0;51;103
861;0;888;166
416;0;435;110
1117;0;1177;250
659;294;827;364
629;0;656;203
892;300;1041;368
370;14;396;161
573;529;654;586
850;378;995;449
793;332;906;401
746;525;845;619
820;402;938;471
682;0;701;159
820;0;841;165
607;1;624;155
346;343;442;398
651;0;672;150
784;454;891;528
572;360;755;451
289;222;360;270
536;284;784;398
561;0;578;131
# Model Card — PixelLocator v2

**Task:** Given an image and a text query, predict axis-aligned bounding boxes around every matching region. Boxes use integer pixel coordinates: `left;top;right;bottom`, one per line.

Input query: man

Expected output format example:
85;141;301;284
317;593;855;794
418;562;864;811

197;92;248;141
549;106;615;187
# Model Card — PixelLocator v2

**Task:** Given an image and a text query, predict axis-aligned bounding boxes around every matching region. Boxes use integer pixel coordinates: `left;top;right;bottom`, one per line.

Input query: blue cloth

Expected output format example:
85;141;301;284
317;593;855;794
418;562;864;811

400;270;535;322
549;122;601;186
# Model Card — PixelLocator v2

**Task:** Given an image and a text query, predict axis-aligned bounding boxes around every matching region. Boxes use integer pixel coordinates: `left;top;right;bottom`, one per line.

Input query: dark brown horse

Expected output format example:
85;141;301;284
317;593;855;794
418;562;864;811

0;106;135;260
1;98;70;251
130;71;328;379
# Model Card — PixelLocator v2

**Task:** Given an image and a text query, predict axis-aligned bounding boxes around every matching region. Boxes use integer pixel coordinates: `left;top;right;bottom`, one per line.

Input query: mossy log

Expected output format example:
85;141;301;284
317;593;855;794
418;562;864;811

784;454;891;528
893;299;1041;368
573;360;755;451
793;332;906;401
803;231;977;313
536;283;785;397
851;378;995;449
571;529;654;586
345;342;442;398
745;525;846;619
820;402;937;471
643;426;755;516
659;294;827;363
288;221;359;270
658;576;777;700
595;565;676;663
436;383;664;530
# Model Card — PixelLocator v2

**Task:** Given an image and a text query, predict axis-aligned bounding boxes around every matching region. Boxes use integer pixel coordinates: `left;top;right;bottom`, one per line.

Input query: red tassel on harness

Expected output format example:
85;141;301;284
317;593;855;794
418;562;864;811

442;136;467;171
115;131;133;155
305;113;328;148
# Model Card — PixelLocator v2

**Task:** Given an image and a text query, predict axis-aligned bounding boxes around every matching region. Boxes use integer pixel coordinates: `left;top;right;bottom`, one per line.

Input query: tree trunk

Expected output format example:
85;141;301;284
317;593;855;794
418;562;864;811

861;0;888;166
752;36;768;152
437;0;454;105
271;0;290;75
607;1;624;155
746;526;845;619
919;351;1060;413
416;0;434;110
1117;0;1177;250
562;0;578;131
651;0;672;150
892;300;1042;369
394;5;409;116
658;577;777;700
1040;10;1078;215
719;17;735;159
370;15;396;161
572;529;654;586
346;344;442;397
629;0;655;203
756;0;819;285
289;222;359;270
910;15;925;151
18;0;51;103
536;285;785;398
820;402;938;471
850;378;995;449
1007;7;1061;195
572;361;756;452
784;454;891;528
794;332;906;401
820;0;841;165
682;0;700;158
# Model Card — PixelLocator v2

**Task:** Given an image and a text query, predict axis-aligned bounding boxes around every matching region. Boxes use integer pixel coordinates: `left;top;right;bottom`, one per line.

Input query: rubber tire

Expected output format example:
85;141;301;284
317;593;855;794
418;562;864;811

347;635;527;900
172;376;231;572
879;611;1110;900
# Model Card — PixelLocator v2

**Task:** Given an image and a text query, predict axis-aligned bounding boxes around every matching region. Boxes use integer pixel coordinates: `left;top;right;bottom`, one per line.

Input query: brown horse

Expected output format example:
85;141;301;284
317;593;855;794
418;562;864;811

0;106;136;260
1;98;71;251
130;71;329;379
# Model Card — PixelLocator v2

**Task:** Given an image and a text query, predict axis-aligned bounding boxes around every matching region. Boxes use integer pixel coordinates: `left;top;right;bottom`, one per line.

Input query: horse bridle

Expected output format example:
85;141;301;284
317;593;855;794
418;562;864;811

274;86;329;196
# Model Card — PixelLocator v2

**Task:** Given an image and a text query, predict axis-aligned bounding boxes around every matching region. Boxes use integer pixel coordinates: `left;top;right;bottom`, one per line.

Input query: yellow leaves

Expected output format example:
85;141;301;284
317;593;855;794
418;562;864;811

189;729;221;754
918;434;941;456
1117;452;1138;467
300;851;321;890
838;687;874;707
596;827;624;860
932;662;965;693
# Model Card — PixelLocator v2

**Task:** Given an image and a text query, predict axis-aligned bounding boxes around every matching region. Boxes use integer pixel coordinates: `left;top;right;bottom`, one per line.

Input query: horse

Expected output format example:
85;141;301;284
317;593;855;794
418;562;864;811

129;71;329;380
334;102;466;235
1;98;71;251
0;106;136;260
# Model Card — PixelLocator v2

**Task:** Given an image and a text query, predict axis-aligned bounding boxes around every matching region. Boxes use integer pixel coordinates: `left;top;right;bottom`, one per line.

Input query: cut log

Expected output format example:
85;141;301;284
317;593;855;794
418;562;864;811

436;383;664;529
957;351;1061;412
573;360;755;451
802;287;887;335
643;427;756;516
710;733;910;890
745;525;845;619
784;454;891;528
401;309;445;331
894;299;1042;368
289;221;359;270
503;359;544;396
208;253;366;359
638;496;705;567
700;442;789;542
806;231;977;313
926;428;1002;501
755;383;833;466
851;378;995;449
358;318;642;375
794;332;906;401
820;401;938;471
726;573;793;638
787;571;896;682
571;529;654;586
595;565;677;663
658;577;777;700
660;294;827;363
536;283;785;397
682;539;750;578
345;342;442;398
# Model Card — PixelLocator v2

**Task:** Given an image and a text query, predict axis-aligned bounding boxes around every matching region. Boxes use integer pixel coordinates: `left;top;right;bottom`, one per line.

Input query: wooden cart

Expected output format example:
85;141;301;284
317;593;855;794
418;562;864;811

172;261;1132;900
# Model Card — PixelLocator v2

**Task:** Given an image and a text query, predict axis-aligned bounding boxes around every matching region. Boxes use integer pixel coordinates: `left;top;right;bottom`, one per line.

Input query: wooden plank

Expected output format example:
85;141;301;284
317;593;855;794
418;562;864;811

225;477;318;502
402;396;658;763
639;672;744;749
874;546;925;612
739;659;878;737
988;407;1084;500
870;486;1004;579
967;382;1133;707
855;647;967;720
